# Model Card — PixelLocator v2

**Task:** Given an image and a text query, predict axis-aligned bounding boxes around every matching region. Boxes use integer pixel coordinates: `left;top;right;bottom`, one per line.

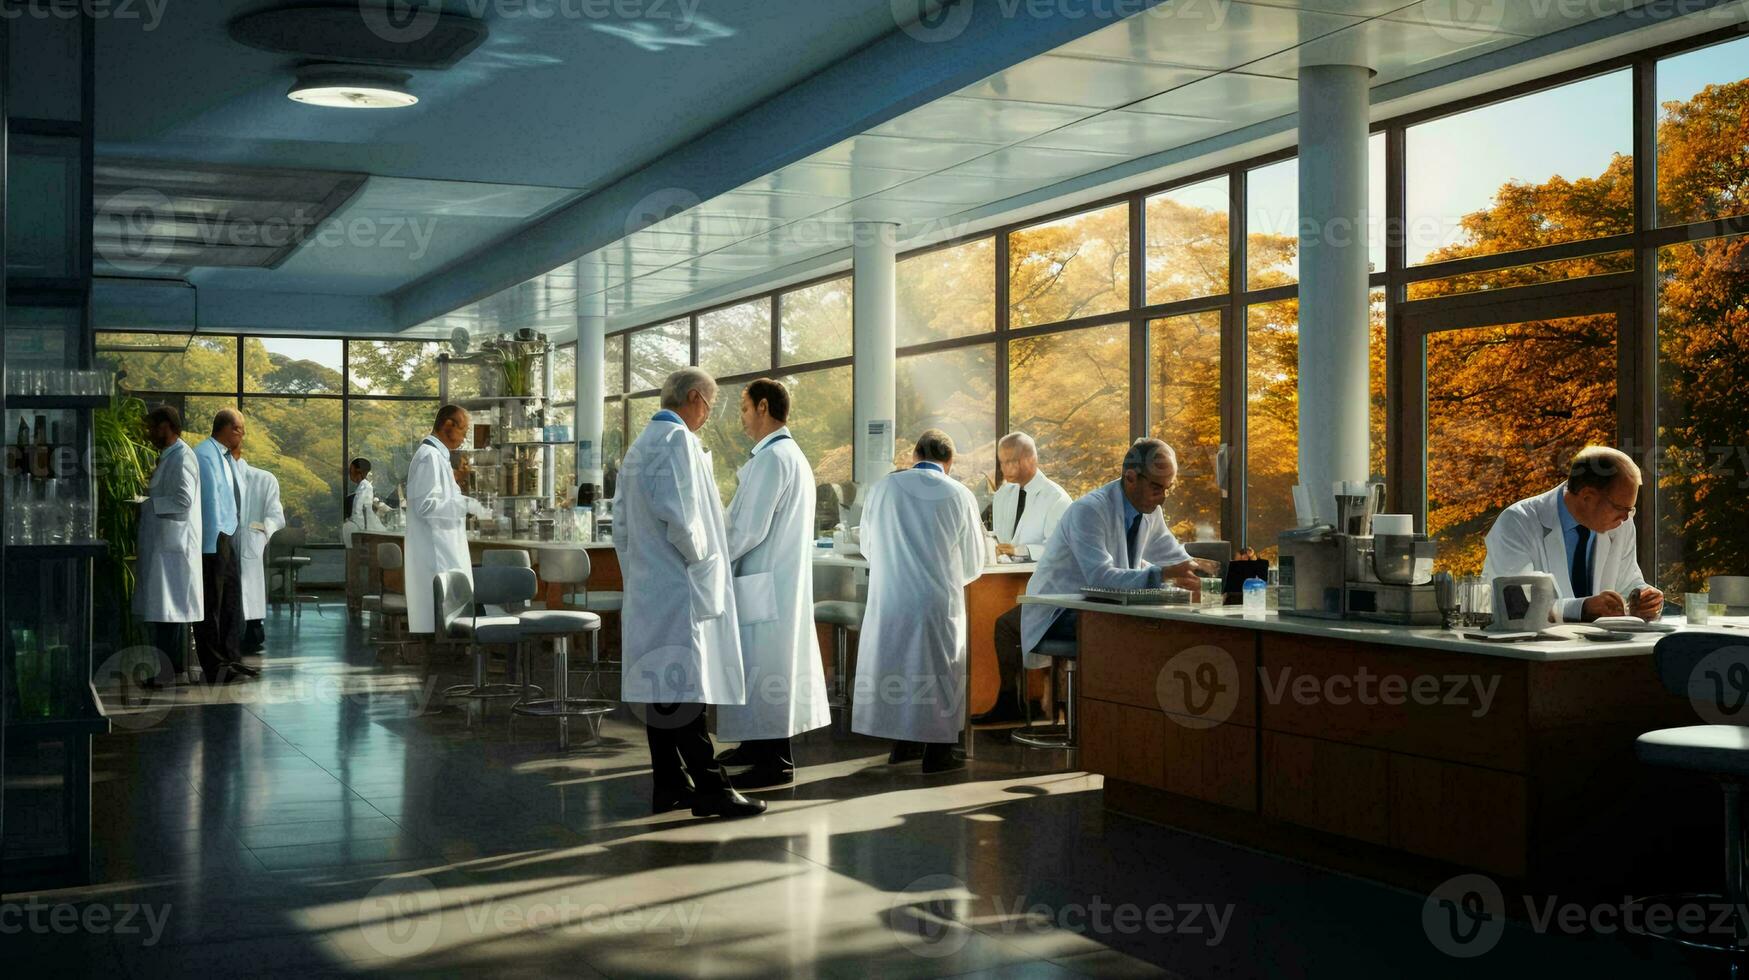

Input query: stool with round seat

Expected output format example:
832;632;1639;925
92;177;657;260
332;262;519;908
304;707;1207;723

435;569;526;709
538;547;620;697
511;605;613;749
1630;631;1749;955
813;600;865;709
1012;636;1079;749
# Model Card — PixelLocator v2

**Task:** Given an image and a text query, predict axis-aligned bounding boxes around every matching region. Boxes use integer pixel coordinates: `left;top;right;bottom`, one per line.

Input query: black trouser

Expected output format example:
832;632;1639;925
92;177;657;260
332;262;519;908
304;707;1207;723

992;606;1079;713
645;702;728;798
147;621;187;679
738;737;794;772
242;620;265;653
195;532;244;679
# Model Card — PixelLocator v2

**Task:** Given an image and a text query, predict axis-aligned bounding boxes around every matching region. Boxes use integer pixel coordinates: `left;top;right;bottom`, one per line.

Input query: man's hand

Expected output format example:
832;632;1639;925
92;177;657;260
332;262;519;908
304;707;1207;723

1188;557;1221;577
995;542;1017;558
1582;591;1627;621
1631;587;1664;621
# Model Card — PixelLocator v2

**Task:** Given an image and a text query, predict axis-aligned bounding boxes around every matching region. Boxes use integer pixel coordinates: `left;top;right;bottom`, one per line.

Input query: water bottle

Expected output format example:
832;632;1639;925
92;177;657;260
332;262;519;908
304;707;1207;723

1243;577;1268;616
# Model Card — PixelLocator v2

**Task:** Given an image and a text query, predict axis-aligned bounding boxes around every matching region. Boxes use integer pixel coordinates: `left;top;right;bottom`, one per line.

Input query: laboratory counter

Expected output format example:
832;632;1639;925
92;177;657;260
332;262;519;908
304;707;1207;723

1019;594;1727;897
349;530;621;616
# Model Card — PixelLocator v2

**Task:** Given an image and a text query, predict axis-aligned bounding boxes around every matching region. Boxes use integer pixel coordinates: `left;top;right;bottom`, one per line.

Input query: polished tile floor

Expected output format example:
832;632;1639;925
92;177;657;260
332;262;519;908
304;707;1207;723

3;604;1724;978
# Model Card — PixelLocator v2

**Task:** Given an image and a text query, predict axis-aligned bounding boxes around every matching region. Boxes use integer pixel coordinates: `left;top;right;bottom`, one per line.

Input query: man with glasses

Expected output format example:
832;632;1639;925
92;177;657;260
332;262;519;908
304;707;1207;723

1483;446;1662;622
1008;439;1220;694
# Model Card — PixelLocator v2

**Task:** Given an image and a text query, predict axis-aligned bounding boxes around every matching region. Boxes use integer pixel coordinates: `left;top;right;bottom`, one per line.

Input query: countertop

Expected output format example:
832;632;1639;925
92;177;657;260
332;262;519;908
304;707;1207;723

1018;594;1748;662
354;529;615;551
813;551;1038;576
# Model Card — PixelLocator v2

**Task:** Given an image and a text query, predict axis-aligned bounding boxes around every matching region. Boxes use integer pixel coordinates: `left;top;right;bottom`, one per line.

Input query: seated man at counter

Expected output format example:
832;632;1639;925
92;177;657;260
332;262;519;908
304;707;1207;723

1482;445;1663;622
990;432;1072;562
986;439;1219;722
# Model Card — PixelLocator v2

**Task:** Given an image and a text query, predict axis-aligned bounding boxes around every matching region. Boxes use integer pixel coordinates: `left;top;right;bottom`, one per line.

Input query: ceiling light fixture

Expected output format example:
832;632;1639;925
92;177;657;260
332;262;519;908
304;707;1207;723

288;65;417;109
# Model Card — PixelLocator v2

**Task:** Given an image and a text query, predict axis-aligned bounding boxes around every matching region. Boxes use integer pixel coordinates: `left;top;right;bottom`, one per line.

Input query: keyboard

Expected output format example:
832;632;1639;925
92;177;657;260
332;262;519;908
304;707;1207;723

1080;586;1192;606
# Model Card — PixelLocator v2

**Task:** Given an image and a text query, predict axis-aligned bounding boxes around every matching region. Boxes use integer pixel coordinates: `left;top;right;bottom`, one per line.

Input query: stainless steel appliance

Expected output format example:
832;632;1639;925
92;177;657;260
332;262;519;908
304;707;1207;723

1279;484;1442;626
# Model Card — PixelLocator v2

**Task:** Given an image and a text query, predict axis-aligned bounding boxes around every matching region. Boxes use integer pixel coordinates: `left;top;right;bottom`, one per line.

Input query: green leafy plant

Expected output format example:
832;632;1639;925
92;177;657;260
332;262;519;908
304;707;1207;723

92;392;156;653
495;347;532;397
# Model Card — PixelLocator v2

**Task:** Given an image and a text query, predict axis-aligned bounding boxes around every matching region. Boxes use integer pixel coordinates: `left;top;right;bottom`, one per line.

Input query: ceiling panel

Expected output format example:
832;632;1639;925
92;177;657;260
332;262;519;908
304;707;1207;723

1128;71;1300;123
867;95;1094;145
1246;17;1523;80
1057;1;1365;71
958;54;1211;108
856;172;1046;206
808;134;1002;172
1024;110;1233;156
1388;0;1647;38
740;160;923;200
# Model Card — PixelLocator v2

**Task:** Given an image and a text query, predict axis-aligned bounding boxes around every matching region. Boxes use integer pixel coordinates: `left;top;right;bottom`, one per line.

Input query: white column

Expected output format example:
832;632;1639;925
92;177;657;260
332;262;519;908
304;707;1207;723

575;256;608;490
1297;63;1373;524
852;221;899;485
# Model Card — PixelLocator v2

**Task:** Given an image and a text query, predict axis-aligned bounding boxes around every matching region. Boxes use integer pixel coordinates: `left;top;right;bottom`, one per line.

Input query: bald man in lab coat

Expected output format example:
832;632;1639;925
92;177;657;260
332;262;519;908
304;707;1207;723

404;405;491;635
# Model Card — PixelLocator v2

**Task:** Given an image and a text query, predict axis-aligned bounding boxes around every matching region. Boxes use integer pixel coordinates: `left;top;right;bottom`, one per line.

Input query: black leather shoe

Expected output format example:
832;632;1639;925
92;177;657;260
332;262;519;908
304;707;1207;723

652;791;695;815
690;788;767;819
888;741;925;764
714;745;756;767
226;661;261;677
208;667;247;685
737;765;794;788
921;745;967;774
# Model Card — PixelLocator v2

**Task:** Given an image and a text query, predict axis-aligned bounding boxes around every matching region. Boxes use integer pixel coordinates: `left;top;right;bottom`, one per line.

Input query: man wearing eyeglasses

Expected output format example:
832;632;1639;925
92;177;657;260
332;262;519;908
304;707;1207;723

1482;446;1663;622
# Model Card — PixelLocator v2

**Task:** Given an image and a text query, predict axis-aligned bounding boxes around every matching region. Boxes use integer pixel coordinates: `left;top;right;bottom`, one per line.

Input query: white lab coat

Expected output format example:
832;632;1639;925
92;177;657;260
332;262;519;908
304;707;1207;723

613;415;746;705
851;465;984;744
991;471;1072;561
1021;480;1192;667
717;428;831;741
342;477;387;544
1482;483;1650;623
404;435;486;633
236;458;286;622
134;438;204;624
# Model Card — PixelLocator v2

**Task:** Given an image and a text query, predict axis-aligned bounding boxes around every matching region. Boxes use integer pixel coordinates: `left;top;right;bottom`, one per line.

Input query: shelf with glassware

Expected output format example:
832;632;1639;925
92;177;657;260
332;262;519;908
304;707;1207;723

438;336;572;533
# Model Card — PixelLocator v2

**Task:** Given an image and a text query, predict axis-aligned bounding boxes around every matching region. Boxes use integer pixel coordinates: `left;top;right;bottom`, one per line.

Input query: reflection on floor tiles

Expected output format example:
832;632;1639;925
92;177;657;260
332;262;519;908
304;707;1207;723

4;602;1720;977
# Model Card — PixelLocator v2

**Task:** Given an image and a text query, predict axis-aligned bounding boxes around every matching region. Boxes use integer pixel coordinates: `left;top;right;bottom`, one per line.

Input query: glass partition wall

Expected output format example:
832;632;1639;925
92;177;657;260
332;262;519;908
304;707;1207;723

606;27;1749;592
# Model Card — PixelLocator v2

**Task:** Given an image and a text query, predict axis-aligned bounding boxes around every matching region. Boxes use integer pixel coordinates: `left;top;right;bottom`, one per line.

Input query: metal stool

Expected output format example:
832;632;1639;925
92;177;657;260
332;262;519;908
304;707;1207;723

512;608;612;749
1012;637;1079;749
541;547;620;694
482;548;532;568
268;526;322;618
813;600;865;709
436;569;527;705
366;543;414;655
1629;633;1749;955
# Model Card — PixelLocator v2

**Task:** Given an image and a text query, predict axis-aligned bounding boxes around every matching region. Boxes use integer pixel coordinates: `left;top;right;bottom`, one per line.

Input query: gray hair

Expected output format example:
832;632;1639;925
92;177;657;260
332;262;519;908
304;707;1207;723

997;432;1037;459
659;367;717;411
1122;438;1176;478
1568;446;1641;493
914;428;955;464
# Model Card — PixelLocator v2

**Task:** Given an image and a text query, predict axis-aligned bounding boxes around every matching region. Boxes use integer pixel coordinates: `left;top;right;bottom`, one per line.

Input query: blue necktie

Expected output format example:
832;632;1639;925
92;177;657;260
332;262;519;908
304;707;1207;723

1126;514;1141;568
1570;525;1592;597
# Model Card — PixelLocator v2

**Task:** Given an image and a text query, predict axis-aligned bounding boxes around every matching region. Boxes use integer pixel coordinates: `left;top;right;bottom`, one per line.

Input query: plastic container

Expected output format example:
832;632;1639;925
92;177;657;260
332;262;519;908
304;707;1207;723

1242;577;1268;616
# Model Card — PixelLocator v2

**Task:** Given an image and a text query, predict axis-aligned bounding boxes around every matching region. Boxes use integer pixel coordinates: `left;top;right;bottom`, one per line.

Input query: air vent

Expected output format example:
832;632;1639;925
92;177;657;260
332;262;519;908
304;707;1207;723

229;5;487;70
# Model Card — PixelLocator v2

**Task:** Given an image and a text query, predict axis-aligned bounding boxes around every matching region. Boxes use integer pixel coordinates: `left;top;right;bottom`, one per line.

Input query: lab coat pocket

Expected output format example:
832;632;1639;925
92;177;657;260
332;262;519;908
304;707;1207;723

158;516;192;555
686;554;726;621
733;571;778;627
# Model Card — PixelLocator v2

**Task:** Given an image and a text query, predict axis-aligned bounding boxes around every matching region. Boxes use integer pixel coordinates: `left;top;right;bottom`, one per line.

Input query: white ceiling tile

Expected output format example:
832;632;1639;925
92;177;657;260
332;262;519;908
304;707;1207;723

1024;110;1233;156
740;160;918;199
1244;0;1419;16
700;190;850;223
1058;1;1365;71
1246;17;1520;80
868;95;1094;145
1387;0;1636;38
858;172;1045;206
1127;72;1299;125
944;144;1130;182
807;134;999;172
809;197;956;227
959;55;1211;109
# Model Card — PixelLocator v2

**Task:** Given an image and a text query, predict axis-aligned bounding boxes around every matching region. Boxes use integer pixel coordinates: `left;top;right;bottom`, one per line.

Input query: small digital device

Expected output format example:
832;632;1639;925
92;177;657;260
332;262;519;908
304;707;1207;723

1222;560;1271;603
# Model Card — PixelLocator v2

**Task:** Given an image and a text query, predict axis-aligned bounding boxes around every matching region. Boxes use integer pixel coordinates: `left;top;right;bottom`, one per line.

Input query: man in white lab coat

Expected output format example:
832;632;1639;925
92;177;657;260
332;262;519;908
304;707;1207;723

404;405;491;635
974;431;1074;723
1016;440;1219;673
615;367;764;819
234;448;285;655
714;379;831;786
343;456;386;543
1482;446;1663;622
852;429;985;774
194;409;256;682
134;404;203;687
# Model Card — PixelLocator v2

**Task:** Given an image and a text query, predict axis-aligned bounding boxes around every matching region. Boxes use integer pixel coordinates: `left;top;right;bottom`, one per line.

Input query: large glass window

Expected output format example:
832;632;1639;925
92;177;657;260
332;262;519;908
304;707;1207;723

699;391;754;503
348;340;441;397
1148;312;1223;542
345;399;440;507
626;395;661;444
780;277;852;365
698;298;771;380
244;338;342;395
1145;176;1228;306
628;319;689;392
1008;323;1129;499
241;396;344;543
1407;71;1634;266
605;334;626;395
553;345;576;403
781;365;855;492
1008;203;1129;329
897;238;995;346
602;398;626;496
1657;35;1749;226
1247;159;1299;290
1656;233;1749;594
97;333;237;393
897;344;996;493
1424;316;1618;575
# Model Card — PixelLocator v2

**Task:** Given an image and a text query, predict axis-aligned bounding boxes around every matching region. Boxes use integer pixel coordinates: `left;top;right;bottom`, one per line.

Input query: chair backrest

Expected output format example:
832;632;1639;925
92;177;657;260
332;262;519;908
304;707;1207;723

268;525;305;561
537;547;589;586
483;549;531;568
433;570;473;639
473;565;537;607
378;542;403;570
1652;632;1749;723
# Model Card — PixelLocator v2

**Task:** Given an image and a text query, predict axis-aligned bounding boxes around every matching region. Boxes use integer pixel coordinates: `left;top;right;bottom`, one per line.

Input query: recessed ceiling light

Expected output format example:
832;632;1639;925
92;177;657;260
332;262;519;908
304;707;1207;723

288;65;416;109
